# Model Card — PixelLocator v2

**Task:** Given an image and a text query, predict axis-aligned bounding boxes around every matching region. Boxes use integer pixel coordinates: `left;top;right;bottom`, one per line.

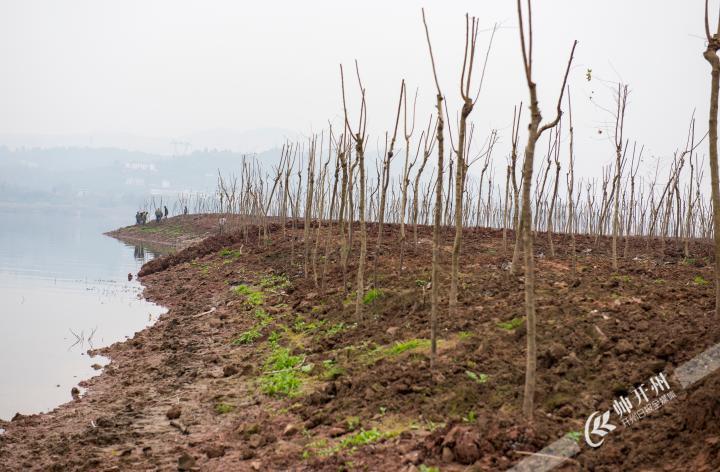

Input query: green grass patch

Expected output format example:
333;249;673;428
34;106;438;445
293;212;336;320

565;431;582;443
419;466;440;472
343;288;383;307
232;325;263;345
612;275;632;282
362;288;383;305
266;347;302;371
383;339;430;356
293;316;325;333
497;317;524;331
234;284;264;306
260;346;304;397
219;247;242;259
260;274;291;291
458;331;473;340
303;428;387;459
326;322;353;337
693;275;709;286
214;402;234;414
268;330;281;348
261;369;301;396
339;428;382;449
322;359;344;380
346;416;361;431
254;308;272;325
465;370;489;384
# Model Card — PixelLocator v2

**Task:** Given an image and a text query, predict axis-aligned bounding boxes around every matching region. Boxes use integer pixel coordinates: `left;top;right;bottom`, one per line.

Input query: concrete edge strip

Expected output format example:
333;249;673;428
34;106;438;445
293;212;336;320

506;436;580;472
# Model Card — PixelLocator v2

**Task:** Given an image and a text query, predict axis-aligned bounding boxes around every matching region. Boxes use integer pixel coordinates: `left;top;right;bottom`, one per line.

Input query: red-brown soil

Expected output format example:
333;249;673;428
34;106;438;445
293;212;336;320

2;214;719;471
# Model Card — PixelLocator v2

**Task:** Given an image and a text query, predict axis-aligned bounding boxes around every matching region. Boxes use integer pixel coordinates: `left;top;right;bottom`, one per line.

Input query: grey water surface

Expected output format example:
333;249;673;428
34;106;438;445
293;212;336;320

0;207;166;420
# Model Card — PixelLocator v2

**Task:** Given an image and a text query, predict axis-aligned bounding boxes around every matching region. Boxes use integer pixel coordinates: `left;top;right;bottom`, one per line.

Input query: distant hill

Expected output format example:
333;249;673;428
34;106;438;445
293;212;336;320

0;146;283;209
0;127;299;156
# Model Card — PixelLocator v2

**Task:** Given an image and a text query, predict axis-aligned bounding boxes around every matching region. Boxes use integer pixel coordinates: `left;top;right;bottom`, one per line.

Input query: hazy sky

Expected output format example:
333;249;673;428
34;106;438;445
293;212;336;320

0;1;711;179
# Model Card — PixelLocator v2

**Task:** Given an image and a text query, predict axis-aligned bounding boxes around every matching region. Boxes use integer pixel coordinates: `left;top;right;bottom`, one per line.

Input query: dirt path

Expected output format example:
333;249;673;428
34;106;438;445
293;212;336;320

1;215;719;471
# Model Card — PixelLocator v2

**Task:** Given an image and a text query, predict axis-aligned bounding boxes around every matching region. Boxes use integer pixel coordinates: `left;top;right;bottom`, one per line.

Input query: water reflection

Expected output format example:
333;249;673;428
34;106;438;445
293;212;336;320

129;241;174;264
134;244;148;262
0;208;166;420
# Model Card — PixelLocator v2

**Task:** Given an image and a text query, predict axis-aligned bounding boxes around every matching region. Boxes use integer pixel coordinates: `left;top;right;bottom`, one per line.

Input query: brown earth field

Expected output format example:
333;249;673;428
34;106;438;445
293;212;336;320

2;214;720;471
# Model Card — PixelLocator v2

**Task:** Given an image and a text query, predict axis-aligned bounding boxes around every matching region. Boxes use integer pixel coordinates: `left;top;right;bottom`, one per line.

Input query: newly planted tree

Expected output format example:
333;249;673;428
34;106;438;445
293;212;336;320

422;8;445;360
449;14;484;315
516;0;577;419
704;1;720;317
341;61;369;319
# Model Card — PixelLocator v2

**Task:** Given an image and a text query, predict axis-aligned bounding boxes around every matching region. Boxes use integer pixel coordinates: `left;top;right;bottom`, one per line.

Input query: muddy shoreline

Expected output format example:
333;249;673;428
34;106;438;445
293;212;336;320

1;215;720;471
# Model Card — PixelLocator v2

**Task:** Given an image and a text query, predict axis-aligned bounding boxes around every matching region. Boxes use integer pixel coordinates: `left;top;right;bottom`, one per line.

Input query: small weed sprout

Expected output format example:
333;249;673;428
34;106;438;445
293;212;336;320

254;308;272;325
326;322;354;336
346;416;361;431
219;248;242;259
261;369;301;396
232;325;262;345
339;428;382;449
214;402;234;414
260;274;291;291
322;359;344;380
419;466;440;472
497;317;524;330
465;370;489;384
362;288;383;305
693;275;709;285
261;346;304;396
385;339;430;355
234;284;264;306
565;431;582;443
268;330;281;348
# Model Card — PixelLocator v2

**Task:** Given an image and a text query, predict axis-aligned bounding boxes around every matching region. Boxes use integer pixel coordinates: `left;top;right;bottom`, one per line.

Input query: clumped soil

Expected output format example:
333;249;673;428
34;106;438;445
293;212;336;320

2;214;720;471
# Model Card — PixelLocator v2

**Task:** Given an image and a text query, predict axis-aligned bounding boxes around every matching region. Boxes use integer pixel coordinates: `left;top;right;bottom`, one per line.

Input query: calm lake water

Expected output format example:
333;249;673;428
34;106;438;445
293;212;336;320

0;207;166;420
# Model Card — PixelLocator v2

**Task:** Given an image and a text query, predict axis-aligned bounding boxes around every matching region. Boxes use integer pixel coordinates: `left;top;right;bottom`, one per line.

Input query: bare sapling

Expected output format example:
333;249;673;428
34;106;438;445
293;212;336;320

422;7;445;360
611;83;628;271
372;80;404;286
516;0;577;419
413;116;436;246
547;122;562;257
303;136;317;278
337;132;351;293
699;0;720;315
502;160;511;254
341;61;369;319
624;143;643;259
510;104;523;274
449;14;490;315
313;140;331;287
567;85;577;275
399;85;419;272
